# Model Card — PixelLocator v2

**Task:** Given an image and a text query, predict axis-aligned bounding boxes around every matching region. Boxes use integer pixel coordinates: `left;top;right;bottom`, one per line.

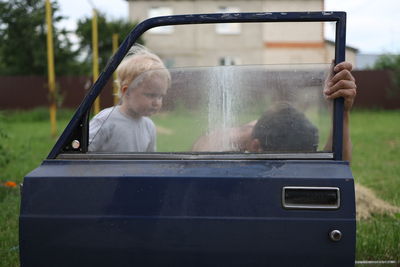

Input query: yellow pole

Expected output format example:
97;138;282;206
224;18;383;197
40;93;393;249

112;33;119;105
45;0;57;137
92;9;100;114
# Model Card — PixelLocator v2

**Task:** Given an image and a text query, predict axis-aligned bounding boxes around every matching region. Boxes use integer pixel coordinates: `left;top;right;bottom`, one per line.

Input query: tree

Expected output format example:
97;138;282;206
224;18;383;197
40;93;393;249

75;12;142;75
0;0;81;75
373;53;400;94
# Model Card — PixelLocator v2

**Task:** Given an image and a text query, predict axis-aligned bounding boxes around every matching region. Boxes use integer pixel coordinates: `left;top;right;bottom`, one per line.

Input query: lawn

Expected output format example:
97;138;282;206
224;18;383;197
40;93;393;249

0;108;399;266
350;110;400;261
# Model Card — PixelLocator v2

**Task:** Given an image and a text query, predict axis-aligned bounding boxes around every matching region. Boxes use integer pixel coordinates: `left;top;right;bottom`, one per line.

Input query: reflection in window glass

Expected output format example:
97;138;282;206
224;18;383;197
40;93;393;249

89;64;332;154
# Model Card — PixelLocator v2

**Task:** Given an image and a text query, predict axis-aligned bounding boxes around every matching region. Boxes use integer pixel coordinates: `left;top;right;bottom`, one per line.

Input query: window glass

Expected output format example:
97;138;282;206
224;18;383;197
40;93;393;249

89;64;332;154
141;22;339;69
219;56;241;66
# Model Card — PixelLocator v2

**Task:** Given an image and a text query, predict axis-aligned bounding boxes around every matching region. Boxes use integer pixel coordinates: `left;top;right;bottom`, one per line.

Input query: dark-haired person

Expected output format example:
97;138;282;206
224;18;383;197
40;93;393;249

192;62;356;161
248;102;319;152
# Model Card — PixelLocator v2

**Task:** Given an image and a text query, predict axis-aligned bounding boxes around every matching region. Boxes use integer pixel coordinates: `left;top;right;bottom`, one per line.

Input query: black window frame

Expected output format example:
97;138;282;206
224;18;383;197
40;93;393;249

47;12;347;161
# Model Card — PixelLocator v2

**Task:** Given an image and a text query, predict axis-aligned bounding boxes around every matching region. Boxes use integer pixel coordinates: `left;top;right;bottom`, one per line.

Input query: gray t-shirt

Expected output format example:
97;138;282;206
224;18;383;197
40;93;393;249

89;106;156;152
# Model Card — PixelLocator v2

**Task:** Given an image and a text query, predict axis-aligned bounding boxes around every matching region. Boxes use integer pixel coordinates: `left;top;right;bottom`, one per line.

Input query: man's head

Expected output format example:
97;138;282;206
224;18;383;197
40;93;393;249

117;46;171;118
248;102;319;152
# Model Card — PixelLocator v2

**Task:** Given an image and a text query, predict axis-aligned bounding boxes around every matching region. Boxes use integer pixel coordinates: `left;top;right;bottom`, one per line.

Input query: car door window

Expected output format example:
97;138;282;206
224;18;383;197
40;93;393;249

87;64;332;156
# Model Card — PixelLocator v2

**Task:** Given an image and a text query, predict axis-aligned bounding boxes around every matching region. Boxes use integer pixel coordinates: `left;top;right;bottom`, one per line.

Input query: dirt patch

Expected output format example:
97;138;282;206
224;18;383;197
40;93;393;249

356;183;400;220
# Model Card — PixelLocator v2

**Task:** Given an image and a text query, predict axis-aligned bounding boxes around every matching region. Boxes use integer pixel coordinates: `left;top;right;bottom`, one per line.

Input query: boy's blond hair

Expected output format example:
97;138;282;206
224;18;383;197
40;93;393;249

116;45;170;97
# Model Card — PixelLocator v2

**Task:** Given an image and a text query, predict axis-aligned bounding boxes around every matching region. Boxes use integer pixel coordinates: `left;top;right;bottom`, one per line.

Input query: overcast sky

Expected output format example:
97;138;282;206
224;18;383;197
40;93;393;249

57;0;399;54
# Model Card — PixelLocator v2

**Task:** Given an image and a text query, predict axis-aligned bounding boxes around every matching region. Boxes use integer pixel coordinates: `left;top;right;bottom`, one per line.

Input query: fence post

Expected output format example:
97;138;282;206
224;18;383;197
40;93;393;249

45;0;57;137
92;9;100;114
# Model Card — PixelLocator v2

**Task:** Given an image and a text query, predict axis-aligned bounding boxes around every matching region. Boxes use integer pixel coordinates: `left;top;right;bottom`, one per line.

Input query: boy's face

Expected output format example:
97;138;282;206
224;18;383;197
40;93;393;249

123;73;168;118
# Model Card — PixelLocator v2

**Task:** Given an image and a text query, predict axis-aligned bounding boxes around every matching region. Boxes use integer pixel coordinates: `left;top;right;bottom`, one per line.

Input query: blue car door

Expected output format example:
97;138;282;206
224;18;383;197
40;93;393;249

20;12;355;267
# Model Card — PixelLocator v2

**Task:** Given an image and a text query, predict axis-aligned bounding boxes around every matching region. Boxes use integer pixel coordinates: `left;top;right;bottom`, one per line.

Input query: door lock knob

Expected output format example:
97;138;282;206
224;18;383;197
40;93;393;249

329;230;342;242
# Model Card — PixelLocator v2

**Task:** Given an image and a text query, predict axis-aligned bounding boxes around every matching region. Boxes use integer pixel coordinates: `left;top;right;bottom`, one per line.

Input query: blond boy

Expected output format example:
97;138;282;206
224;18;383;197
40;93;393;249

89;46;171;152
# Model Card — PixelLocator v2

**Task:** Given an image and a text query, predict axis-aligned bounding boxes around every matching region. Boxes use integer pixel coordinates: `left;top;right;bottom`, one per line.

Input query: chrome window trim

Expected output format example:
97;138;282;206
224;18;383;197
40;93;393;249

56;152;334;160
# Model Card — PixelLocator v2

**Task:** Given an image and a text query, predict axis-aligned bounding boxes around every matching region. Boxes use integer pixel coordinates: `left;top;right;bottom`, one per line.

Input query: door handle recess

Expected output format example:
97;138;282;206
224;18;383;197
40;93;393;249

282;186;340;210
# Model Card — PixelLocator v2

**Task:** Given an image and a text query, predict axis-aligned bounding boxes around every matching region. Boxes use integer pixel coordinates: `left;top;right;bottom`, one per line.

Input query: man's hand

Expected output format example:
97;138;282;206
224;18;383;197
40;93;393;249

324;62;357;111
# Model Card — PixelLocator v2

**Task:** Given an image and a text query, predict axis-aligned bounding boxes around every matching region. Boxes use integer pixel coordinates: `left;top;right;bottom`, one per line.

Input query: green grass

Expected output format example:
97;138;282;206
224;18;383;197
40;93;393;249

0;108;399;265
357;214;400;261
0;108;73;266
153;110;208;151
351;109;400;261
351;110;400;206
153;106;265;152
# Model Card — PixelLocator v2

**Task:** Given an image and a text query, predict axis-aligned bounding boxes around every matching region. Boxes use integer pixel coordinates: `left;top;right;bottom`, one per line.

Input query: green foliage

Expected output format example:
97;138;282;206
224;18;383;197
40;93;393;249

75;12;142;74
0;0;144;77
374;53;400;71
0;0;82;75
373;53;400;95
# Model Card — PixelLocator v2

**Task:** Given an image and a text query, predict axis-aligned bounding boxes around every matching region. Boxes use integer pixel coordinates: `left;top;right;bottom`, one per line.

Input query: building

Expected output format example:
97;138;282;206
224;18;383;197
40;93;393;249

126;0;357;67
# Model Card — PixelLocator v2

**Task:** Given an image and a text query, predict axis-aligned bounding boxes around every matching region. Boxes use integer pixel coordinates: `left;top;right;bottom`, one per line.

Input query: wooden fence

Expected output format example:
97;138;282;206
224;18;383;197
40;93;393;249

0;70;399;110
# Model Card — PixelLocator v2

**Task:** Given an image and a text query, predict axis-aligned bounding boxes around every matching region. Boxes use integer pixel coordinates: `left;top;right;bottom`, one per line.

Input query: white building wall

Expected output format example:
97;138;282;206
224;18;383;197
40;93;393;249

129;0;265;66
260;0;326;64
262;0;323;43
326;42;357;67
126;0;357;67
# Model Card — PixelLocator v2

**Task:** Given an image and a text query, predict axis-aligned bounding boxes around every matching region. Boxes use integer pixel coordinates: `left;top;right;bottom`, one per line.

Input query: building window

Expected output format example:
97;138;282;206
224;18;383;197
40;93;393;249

148;7;174;34
216;7;241;34
219;56;241;66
